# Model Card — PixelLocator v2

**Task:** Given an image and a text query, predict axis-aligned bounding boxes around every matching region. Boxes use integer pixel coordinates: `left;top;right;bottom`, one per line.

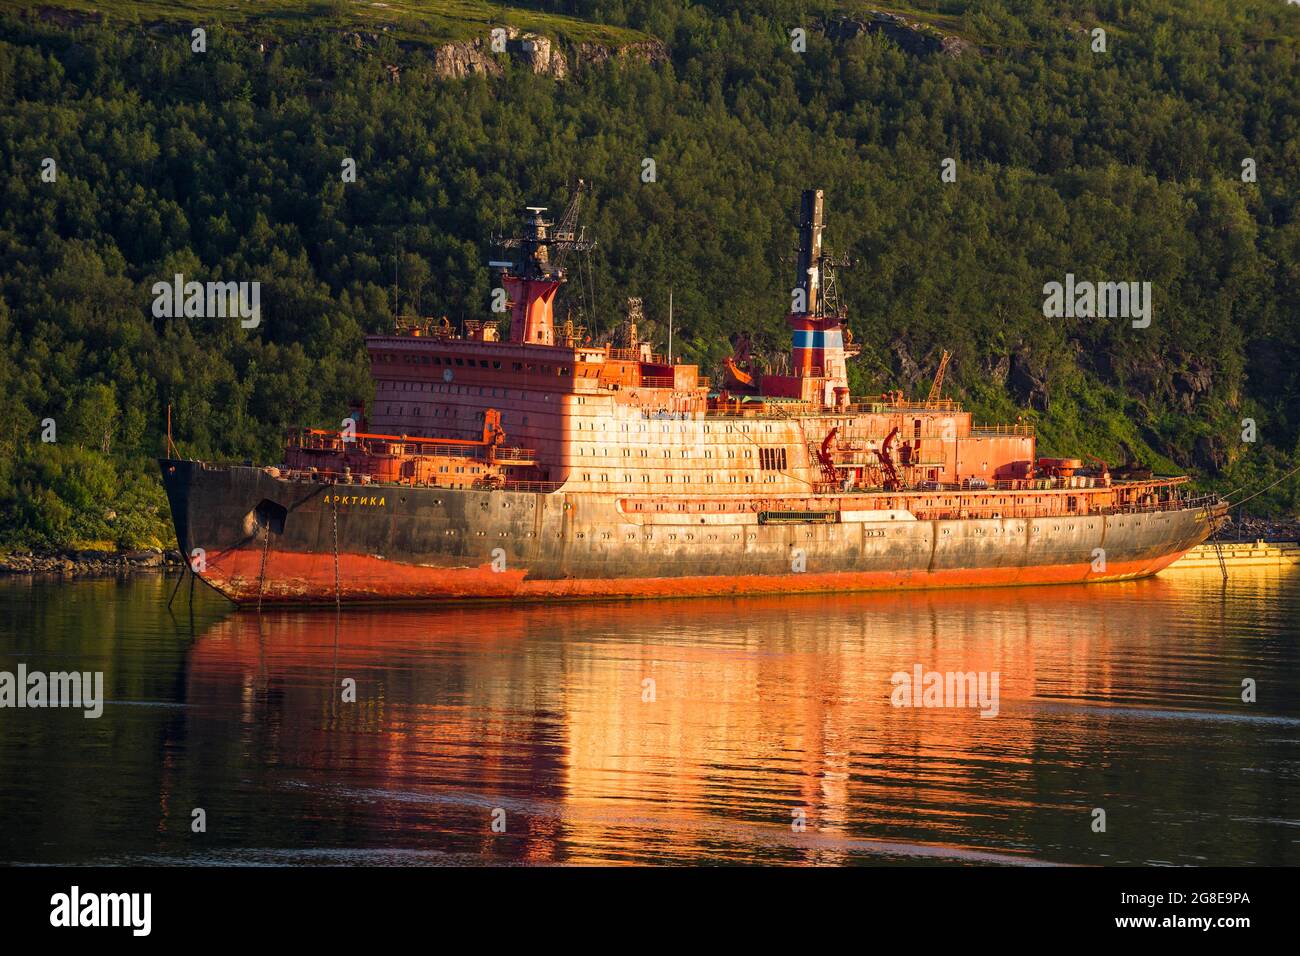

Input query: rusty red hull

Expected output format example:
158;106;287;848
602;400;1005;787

160;459;1219;606
196;548;1195;605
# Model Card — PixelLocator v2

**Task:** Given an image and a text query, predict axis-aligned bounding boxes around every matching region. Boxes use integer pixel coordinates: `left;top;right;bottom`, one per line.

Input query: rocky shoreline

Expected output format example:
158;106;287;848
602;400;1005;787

0;548;185;576
1220;515;1300;542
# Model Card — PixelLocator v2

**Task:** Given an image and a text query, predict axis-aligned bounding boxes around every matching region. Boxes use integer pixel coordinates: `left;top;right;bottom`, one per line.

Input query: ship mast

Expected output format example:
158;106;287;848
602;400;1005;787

492;181;595;346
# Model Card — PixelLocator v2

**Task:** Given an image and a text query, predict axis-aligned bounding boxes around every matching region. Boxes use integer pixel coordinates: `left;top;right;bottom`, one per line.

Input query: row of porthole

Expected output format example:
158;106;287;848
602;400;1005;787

552;532;762;542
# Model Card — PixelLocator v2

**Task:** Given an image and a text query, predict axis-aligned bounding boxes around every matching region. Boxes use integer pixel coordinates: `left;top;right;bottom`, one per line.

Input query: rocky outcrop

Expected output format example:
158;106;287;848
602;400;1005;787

574;38;668;70
1009;346;1050;411
428;30;665;80
30;6;656;82
431;38;503;79
428;29;571;80
889;337;925;388
1193;434;1226;475
517;34;567;78
1173;356;1215;413
821;11;976;59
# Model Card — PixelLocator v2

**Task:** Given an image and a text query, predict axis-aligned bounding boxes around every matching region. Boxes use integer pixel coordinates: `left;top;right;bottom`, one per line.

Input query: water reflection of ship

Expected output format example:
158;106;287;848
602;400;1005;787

164;576;1250;864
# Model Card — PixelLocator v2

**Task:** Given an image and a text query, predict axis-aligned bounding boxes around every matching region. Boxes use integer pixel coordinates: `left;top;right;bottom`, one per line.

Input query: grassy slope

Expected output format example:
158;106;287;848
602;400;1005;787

0;0;651;46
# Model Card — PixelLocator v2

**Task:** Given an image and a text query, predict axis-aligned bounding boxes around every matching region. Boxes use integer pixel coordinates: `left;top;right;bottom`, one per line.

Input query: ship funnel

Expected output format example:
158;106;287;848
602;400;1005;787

785;188;850;407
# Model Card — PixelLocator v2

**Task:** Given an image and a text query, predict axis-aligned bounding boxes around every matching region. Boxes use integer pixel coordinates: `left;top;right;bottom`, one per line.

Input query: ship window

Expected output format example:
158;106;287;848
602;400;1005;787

455;358;464;366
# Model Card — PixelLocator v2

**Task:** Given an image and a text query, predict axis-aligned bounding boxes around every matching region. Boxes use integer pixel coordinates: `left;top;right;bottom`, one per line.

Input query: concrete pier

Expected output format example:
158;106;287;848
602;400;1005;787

1168;539;1300;570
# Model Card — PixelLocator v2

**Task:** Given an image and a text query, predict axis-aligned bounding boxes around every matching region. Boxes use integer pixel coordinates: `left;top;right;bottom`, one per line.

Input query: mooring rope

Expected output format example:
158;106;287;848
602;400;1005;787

1224;458;1300;510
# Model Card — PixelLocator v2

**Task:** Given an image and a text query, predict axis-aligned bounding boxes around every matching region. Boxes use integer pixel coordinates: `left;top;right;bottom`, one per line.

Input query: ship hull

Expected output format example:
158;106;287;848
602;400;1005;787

161;459;1220;605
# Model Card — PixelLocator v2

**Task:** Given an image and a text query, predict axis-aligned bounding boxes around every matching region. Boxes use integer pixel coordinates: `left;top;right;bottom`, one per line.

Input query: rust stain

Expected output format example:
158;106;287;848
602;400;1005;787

195;548;1192;606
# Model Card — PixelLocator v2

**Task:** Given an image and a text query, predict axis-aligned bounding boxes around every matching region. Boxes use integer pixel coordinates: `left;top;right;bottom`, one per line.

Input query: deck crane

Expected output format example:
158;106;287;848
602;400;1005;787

877;426;902;491
926;349;952;405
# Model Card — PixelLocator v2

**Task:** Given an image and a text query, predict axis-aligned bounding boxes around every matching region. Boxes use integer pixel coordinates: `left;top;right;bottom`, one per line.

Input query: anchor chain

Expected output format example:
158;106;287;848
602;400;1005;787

332;493;341;609
257;523;272;611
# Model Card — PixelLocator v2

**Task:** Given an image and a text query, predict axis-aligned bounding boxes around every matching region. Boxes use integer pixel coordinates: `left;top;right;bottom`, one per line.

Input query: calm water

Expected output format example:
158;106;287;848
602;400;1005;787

1;568;1297;866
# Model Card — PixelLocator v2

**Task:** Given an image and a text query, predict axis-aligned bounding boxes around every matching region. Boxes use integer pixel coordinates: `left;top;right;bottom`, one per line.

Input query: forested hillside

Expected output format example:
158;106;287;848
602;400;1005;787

1;0;1298;550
